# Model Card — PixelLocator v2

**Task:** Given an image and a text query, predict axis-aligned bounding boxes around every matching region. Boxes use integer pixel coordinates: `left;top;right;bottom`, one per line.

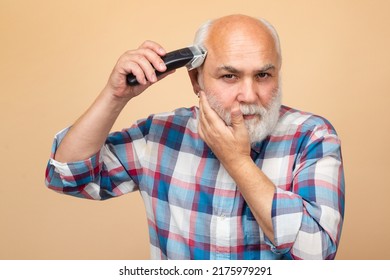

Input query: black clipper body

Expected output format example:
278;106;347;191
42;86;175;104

126;45;207;86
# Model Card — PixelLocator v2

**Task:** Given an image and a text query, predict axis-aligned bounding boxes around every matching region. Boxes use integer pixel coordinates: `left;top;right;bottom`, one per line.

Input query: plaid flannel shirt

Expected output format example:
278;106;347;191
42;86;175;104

45;105;345;259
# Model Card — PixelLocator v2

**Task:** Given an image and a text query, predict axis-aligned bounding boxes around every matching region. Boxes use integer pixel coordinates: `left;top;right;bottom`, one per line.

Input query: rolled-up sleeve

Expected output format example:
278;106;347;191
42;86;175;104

45;127;139;200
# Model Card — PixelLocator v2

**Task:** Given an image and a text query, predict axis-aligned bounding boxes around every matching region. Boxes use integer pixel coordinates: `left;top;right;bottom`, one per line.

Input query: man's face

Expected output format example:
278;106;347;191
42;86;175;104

198;21;282;143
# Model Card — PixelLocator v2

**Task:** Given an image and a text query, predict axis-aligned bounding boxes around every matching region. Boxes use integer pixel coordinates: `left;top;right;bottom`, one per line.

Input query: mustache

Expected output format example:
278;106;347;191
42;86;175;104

239;104;267;116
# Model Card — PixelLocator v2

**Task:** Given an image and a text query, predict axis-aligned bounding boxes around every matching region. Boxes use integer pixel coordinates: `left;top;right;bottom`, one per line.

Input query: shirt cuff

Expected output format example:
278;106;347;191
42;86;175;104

266;187;303;254
48;127;102;187
49;152;101;187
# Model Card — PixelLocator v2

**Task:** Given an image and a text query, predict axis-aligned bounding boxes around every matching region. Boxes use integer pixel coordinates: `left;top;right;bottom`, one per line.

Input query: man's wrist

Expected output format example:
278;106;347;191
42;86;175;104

222;155;253;178
100;87;131;112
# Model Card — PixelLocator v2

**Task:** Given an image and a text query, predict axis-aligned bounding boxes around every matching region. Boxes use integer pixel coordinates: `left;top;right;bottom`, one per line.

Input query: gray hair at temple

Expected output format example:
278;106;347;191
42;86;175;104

193;16;282;63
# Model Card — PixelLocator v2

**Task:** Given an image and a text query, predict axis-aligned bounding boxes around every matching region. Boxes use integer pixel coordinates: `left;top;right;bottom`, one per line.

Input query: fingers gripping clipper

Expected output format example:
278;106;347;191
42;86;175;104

126;45;207;86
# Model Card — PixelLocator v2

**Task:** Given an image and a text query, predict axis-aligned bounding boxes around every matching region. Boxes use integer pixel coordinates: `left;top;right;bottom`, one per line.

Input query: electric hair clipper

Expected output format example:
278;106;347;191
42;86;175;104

126;45;207;86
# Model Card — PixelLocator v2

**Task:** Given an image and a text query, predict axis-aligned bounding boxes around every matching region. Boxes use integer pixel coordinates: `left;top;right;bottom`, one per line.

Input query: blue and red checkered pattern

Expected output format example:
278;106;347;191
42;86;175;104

45;105;345;259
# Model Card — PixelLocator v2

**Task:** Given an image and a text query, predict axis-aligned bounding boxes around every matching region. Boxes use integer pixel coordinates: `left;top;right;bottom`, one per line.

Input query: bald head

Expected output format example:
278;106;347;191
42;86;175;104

194;14;281;67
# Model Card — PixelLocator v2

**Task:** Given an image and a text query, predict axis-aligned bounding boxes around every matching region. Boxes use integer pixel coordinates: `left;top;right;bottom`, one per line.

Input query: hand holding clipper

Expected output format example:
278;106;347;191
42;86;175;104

126;45;207;86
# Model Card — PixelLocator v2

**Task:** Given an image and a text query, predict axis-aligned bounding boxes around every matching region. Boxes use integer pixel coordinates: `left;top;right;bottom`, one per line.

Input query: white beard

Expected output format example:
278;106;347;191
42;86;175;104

205;87;282;144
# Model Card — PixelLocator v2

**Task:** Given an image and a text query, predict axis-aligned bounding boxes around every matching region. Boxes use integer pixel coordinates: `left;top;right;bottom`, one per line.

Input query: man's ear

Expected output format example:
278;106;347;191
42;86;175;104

188;68;202;96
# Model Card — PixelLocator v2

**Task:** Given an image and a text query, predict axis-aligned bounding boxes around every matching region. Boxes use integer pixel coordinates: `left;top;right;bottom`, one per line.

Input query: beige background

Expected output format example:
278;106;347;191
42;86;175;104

1;0;389;260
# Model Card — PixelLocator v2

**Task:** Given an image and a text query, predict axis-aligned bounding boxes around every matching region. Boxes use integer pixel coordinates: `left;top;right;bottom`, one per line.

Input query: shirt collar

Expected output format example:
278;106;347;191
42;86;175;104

251;137;269;155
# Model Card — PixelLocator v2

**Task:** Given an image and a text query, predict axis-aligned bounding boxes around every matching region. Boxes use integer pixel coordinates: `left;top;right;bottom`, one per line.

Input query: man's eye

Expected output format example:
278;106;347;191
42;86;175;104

257;72;271;79
222;74;237;80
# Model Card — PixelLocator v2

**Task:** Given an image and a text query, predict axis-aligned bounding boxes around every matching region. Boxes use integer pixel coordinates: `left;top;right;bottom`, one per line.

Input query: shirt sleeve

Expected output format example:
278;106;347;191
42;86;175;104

269;121;345;259
45;127;141;200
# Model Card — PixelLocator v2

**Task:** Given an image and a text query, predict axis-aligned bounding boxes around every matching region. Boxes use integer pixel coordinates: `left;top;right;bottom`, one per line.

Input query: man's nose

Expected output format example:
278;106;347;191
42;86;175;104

236;79;258;104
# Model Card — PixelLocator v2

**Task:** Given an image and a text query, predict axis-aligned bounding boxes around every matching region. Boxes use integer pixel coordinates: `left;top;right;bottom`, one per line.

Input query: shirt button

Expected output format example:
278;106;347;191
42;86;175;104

220;214;226;220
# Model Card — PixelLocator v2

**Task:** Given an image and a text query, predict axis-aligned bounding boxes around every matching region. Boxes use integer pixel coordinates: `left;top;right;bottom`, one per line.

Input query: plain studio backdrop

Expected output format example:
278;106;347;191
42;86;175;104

1;0;389;259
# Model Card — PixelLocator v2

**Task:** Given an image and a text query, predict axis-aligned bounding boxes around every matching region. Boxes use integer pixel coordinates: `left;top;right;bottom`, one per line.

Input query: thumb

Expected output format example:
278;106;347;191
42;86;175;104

229;102;250;145
230;102;244;127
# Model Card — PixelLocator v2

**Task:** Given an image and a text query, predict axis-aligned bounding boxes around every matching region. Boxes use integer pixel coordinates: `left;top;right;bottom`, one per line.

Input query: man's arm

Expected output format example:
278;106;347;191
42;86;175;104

54;41;171;163
198;91;276;243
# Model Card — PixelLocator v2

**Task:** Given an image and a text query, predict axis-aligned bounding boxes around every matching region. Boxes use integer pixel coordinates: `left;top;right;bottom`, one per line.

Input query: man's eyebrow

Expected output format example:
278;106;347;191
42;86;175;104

216;64;276;74
216;65;241;74
258;64;276;72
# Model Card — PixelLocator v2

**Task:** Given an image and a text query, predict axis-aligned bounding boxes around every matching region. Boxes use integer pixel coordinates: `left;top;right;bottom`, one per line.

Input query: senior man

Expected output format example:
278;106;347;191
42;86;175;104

45;14;345;259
